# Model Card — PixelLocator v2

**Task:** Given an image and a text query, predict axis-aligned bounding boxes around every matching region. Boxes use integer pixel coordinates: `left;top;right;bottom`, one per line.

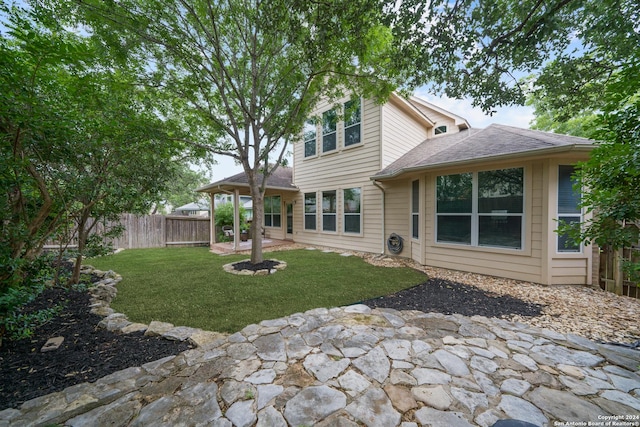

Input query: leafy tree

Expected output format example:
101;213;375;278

52;0;414;264
49;0;639;266
155;166;210;214
522;1;639;281
0;5;195;288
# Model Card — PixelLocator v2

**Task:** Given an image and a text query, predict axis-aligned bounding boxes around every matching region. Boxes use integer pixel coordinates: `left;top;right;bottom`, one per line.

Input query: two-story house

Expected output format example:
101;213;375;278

198;93;596;286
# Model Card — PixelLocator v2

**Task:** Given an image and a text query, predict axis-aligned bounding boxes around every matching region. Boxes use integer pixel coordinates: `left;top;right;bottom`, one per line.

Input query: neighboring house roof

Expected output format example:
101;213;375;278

174;201;210;212
197;167;297;193
373;124;596;180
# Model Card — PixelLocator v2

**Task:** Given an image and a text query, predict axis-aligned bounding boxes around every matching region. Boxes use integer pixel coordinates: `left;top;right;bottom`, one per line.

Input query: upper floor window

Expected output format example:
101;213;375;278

264;195;281;227
322;109;337;153
344;98;361;147
557;165;582;252
322;190;337;232
436;167;524;250
343;188;361;234
304;120;316;157
435;125;447;135
304;193;316;230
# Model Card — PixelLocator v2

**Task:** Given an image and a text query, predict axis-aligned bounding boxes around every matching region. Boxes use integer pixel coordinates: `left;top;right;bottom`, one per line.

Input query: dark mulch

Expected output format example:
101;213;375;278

0;275;542;411
0;287;192;411
232;259;280;271
361;278;543;318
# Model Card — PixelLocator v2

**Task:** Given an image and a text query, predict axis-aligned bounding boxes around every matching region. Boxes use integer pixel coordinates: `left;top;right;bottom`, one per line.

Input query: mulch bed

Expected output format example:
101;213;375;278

0;287;192;411
0;276;541;411
360;278;543;318
232;259;281;271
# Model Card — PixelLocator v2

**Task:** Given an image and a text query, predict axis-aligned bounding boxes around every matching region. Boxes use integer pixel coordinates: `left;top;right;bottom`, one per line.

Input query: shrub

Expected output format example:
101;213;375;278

214;202;247;227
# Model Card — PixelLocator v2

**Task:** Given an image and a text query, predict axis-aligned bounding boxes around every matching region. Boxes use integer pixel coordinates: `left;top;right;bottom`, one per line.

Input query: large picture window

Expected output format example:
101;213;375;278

437;168;524;249
322;190;337;232
264;195;281;227
322;109;337;153
557;165;581;252
343;188;361;234
304;193;316;230
304;120;316;157
344;98;361;147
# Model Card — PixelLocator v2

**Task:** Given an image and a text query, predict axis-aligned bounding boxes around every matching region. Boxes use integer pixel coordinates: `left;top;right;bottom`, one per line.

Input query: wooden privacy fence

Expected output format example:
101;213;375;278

107;214;210;249
46;214;210;250
599;244;640;299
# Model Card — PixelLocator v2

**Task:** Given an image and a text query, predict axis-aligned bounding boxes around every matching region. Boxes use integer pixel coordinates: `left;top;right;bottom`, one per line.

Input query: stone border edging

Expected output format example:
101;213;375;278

222;258;287;276
82;265;228;348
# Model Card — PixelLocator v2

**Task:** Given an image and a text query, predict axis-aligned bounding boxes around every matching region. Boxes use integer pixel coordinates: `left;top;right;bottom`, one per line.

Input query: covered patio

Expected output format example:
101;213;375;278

209;238;292;254
197;167;298;251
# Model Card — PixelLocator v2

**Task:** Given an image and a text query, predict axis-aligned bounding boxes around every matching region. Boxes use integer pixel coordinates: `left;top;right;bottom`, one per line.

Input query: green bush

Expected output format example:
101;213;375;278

214;202;247;227
0;253;71;345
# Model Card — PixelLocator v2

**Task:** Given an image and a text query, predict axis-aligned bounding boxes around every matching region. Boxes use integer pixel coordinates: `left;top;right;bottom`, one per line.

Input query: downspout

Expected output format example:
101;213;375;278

373;180;386;255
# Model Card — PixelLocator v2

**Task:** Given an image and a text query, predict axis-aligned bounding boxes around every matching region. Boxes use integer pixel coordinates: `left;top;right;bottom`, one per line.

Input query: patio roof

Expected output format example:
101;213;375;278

196;166;298;194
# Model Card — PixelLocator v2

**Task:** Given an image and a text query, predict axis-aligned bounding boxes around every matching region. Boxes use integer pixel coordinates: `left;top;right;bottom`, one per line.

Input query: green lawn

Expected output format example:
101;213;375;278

87;247;427;333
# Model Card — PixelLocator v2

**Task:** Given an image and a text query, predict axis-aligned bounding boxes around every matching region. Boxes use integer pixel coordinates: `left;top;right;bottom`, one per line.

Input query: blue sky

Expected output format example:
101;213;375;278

204;93;535;183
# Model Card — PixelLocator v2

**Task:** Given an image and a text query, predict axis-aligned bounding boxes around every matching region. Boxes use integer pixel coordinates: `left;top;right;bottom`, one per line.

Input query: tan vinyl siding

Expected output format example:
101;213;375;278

419;161;546;284
381;179;411;257
549;258;589;284
292;97;385;253
381;101;429;168
546;159;593;285
410;104;460;138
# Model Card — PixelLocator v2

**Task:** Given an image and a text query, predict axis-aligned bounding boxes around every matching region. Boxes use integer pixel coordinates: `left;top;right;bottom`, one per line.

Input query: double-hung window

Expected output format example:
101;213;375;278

322;109;337;153
322;190;337;232
411;180;419;239
264;195;281;227
304;193;317;230
343;188;361;234
344;98;361;147
437;168;524;249
304;120;316;157
557;165;582;252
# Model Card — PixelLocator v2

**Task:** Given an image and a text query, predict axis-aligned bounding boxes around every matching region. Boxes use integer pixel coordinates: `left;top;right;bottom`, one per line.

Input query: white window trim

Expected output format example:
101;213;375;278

264;195;282;228
411;180;419;240
556;165;583;254
304;192;317;231
321;190;338;233
343;187;362;235
303;120;317;158
322;109;338;154
343;98;362;148
434;125;448;135
435;168;526;251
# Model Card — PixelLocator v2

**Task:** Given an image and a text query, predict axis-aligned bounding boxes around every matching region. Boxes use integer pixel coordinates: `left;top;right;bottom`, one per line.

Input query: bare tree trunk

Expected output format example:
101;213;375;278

249;181;265;264
69;210;91;285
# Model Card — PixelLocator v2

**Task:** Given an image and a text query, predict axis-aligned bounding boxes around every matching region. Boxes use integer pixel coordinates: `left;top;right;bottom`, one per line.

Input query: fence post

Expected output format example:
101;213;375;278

613;248;624;296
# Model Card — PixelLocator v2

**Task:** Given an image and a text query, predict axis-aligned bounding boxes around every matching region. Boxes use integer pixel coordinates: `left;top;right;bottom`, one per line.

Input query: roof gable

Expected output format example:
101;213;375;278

373;124;596;179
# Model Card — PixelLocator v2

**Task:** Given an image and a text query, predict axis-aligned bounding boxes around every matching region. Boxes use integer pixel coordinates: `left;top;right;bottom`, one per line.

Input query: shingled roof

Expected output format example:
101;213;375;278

197;166;296;193
373;124;596;180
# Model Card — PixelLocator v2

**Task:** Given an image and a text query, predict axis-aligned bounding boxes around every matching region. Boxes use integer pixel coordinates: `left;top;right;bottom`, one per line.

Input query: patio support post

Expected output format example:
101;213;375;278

210;193;216;246
233;188;240;250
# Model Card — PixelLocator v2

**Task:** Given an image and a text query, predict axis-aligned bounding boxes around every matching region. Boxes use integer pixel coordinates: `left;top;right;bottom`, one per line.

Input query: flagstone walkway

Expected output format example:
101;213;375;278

2;303;639;427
